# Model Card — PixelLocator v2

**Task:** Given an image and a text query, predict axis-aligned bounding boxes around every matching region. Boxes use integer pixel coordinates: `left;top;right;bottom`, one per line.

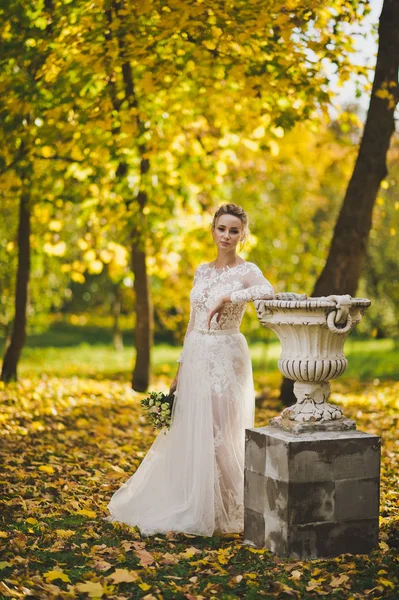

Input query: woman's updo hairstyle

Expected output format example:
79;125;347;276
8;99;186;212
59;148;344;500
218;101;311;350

212;203;249;246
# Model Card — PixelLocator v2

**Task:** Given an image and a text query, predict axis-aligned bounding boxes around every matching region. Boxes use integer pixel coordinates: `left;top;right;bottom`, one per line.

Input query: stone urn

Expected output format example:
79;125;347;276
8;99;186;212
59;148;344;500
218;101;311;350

254;294;371;433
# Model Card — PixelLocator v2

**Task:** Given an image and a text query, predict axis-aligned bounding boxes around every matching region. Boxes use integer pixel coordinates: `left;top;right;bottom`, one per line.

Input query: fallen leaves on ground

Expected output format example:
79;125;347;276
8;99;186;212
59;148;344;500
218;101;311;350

0;376;398;599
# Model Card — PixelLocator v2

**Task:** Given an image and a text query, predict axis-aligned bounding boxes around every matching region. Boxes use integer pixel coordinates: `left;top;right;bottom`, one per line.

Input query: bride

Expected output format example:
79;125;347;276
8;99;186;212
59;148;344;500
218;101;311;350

106;203;274;536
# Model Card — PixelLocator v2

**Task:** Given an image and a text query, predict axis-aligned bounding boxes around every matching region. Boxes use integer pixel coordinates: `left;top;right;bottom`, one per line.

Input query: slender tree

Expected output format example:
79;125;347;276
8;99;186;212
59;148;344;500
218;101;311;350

1;0;55;382
1;174;31;382
103;1;153;391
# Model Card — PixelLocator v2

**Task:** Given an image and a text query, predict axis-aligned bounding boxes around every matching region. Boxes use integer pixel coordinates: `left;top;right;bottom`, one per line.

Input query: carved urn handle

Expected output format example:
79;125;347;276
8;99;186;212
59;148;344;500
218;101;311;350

325;294;353;335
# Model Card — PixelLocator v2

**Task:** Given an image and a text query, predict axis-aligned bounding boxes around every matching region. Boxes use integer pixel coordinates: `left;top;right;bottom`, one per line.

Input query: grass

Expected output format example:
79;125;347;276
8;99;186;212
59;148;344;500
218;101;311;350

0;321;398;383
0;324;398;599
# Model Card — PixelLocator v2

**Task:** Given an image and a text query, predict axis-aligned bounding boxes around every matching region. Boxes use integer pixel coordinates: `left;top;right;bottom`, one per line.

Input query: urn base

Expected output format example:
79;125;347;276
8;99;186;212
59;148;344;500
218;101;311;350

269;415;356;434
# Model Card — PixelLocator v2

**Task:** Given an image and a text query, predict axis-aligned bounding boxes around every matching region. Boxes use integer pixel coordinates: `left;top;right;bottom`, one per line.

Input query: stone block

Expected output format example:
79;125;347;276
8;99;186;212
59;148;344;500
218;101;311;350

244;470;288;518
289;447;334;483
288;519;379;559
265;435;290;481
245;428;267;474
244;427;380;558
335;478;380;521
244;508;288;554
264;477;288;521
263;512;288;555
244;470;265;513
332;440;380;480
289;481;335;524
244;507;265;548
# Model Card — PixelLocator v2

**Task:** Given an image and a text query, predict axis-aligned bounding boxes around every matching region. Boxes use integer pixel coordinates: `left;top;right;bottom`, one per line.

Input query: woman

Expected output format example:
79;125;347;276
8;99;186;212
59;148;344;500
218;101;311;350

106;203;274;536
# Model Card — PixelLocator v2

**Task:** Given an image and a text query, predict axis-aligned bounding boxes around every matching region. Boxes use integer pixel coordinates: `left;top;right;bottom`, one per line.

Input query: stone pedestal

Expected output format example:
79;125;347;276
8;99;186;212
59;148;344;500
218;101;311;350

244;426;380;558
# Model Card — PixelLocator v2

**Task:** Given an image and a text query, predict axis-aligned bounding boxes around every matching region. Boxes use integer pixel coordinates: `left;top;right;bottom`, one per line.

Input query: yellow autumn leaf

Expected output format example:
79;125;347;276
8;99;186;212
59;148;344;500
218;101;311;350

88;259;103;275
41;145;54;158
290;569;302;580
71;271;85;283
139;582;151;591
273;581;299;597
135;547;155;567
26;517;38;525
377;577;395;589
311;568;323;576
76;508;97;518
71;146;84;161
93;559;112;571
162;552;179;565
306;579;323;591
179;546;201;559
330;574;349;587
375;88;390;99
271;126;285;138
78;238;89;250
379;541;389;552
75;581;104;597
99;249;112;264
48;219;62;232
243;138;259;152
269;140;280;156
43;241;66;257
39;465;55;474
217;547;234;564
55;529;76;538
83;249;96;262
43;569;71;583
108;568;139;583
0;532;9;538
252;125;265;138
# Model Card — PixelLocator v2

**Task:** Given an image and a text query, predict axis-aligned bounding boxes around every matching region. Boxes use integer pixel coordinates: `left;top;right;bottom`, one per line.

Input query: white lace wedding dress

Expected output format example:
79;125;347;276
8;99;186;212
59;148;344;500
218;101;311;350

106;261;274;536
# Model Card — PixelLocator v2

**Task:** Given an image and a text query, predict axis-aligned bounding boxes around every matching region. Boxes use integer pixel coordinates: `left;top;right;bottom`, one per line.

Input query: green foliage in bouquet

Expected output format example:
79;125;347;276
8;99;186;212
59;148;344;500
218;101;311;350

141;391;175;430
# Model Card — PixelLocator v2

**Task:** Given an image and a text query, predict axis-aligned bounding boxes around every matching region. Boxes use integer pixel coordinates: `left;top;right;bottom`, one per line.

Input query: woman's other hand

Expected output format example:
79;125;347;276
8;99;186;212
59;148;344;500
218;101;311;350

169;367;179;395
207;295;231;329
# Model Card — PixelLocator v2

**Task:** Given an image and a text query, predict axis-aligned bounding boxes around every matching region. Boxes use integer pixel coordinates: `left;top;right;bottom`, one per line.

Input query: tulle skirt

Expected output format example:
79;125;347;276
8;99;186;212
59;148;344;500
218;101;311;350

106;328;255;536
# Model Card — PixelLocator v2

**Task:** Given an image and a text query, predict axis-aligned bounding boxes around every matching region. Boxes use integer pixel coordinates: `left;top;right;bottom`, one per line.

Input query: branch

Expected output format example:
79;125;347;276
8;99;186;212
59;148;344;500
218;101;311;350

31;154;84;163
0;146;29;176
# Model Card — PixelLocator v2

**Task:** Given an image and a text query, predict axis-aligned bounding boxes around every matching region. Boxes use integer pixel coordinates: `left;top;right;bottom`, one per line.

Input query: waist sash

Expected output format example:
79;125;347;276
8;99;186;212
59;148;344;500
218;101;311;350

193;327;240;336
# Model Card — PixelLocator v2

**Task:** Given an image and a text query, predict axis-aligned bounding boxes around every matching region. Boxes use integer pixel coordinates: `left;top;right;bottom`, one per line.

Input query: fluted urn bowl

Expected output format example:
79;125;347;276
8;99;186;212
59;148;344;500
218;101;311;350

254;295;371;433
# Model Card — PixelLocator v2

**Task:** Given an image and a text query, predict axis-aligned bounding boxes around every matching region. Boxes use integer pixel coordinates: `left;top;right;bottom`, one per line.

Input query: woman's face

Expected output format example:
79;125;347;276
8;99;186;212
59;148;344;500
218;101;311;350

212;214;244;251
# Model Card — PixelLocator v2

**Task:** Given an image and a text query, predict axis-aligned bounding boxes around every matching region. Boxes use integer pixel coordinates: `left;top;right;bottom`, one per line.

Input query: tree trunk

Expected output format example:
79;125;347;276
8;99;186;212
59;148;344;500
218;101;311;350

0;2;53;382
131;224;153;391
106;1;153;391
1;189;31;382
280;0;399;405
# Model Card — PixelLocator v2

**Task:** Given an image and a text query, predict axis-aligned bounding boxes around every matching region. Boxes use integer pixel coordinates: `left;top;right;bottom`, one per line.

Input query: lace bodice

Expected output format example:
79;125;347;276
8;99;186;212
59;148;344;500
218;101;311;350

178;262;274;363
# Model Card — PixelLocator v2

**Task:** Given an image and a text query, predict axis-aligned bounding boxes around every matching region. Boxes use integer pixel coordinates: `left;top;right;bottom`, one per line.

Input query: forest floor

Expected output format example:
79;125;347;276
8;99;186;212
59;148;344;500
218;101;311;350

0;333;398;599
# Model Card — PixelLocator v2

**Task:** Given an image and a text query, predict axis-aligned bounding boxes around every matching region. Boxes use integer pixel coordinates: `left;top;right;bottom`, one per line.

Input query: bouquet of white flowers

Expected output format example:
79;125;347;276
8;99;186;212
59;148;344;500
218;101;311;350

141;391;175;430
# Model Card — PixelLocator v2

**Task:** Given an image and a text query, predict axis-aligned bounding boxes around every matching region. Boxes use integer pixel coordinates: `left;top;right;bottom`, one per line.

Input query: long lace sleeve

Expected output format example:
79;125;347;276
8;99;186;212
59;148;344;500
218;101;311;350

177;305;195;364
230;263;274;304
